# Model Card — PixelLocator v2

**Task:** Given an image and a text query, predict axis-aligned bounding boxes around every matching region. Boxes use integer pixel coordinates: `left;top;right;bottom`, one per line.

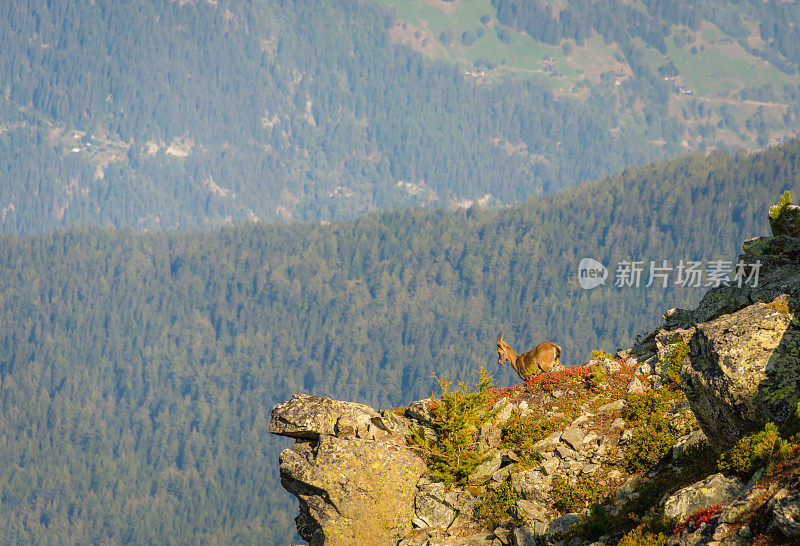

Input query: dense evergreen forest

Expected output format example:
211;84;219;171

0;141;798;543
3;0;800;233
0;0;663;233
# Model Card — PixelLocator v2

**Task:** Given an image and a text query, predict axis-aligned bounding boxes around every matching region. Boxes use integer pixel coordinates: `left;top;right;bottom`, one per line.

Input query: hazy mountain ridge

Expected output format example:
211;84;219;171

4;0;800;233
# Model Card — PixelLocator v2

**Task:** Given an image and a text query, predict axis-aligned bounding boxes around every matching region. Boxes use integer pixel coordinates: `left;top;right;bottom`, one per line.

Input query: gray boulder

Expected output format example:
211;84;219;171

662;473;744;520
513;499;549;525
478;422;502;452
681;302;799;450
691;250;800;324
774;492;800;538
546;513;580;539
270;393;406;443
671;429;708;461
468;452;503;486
511;468;551;502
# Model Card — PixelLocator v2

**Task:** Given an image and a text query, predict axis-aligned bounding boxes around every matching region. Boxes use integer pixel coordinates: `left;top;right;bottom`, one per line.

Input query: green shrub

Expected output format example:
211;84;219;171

661;341;690;388
769;190;792;220
591;349;615;360
622;390;678;471
625;426;677;472
499;413;557;468
500;413;563;452
617;524;668;546
476;476;520;528
409;367;496;484
623;389;673;425
572;505;613;541
589;364;607;387
718;422;781;475
550;474;605;512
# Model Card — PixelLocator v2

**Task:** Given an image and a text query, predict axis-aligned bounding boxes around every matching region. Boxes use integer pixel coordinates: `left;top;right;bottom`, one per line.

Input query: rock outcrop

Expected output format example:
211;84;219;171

681;302;798;450
270;394;426;545
679;205;800;451
662;473;744;520
271;198;800;545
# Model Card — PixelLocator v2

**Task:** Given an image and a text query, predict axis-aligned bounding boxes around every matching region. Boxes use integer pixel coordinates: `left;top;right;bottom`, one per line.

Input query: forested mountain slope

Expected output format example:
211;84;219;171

0;142;798;543
0;0;662;233
3;0;800;233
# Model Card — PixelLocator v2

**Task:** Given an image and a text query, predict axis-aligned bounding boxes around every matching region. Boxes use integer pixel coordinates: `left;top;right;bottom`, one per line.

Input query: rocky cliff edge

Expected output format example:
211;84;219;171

271;198;800;545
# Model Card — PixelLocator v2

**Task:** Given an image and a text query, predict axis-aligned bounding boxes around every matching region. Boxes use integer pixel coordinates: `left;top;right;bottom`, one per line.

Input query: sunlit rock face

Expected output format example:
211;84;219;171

270;394;425;546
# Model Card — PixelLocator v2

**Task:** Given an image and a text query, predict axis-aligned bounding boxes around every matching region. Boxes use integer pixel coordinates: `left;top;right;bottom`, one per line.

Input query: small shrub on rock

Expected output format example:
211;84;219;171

662;341;690;388
550;474;605;512
476;476;520;528
409;367;496;484
618;523;668;546
672;503;726;535
718;422;782;475
622;389;679;471
766;297;794;315
591;349;615;360
768;189;792;220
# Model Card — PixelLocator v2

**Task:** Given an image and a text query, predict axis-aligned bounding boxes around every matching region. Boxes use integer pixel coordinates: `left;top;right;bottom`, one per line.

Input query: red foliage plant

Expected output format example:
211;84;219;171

672;503;727;535
524;364;592;392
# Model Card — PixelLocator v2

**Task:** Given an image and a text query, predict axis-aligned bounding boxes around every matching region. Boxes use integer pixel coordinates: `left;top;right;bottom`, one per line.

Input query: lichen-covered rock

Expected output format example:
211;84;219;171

546;513;580;539
773;492;800;538
662;473;744;520
511;468;551;502
415;482;459;530
559;427;585;450
271;395;426;545
682;303;800;449
468;452;503;486
681;302;800;450
270;393;405;443
279;435;425;545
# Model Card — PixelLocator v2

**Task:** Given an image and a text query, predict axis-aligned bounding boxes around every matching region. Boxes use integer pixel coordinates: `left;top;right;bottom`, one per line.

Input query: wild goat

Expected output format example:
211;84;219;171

497;333;561;381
